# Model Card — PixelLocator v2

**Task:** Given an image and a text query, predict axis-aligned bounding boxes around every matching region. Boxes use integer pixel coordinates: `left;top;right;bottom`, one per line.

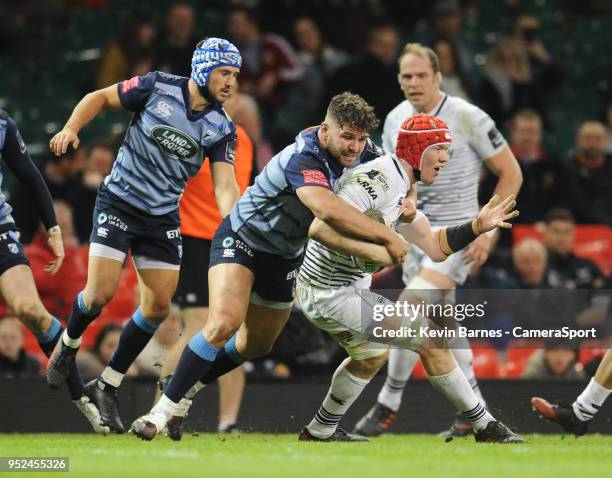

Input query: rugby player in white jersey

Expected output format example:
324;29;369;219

355;43;523;438
297;113;523;443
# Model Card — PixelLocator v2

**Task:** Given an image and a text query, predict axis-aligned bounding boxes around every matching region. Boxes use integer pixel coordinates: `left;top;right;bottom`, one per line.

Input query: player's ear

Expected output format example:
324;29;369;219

319;122;329;143
435;71;442;85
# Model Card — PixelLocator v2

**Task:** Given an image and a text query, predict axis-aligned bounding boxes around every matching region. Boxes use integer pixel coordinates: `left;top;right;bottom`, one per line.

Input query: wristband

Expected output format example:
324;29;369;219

48;226;61;235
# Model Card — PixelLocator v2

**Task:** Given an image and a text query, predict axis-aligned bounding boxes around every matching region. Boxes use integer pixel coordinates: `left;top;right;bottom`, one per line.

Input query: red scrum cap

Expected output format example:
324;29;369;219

395;114;452;171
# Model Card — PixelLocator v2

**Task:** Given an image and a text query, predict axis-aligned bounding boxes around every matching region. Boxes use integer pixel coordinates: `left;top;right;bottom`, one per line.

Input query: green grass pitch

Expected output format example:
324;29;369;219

0;434;610;478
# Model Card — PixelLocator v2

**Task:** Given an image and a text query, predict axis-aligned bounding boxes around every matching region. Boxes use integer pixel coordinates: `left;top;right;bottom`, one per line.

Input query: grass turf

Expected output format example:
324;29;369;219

0;434;610;478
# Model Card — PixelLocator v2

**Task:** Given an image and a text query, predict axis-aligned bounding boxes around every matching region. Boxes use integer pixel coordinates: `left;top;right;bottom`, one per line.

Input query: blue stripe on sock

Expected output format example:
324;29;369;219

35;317;62;344
131;308;159;334
224;335;246;364
77;291;101;317
188;332;220;361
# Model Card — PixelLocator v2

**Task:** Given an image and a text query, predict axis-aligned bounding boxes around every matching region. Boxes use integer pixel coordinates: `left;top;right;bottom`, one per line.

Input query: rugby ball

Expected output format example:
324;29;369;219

353;209;386;273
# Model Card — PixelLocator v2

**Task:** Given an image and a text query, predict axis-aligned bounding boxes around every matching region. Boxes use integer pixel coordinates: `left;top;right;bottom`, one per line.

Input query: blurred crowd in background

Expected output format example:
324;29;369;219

0;0;610;382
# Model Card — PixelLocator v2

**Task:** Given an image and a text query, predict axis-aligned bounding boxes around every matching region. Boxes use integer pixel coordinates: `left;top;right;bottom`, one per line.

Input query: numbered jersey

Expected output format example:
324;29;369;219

107;71;236;216
299;154;410;288
382;94;507;226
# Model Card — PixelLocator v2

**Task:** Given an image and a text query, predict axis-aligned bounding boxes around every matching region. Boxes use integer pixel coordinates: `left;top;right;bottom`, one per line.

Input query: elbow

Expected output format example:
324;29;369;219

308;219;324;240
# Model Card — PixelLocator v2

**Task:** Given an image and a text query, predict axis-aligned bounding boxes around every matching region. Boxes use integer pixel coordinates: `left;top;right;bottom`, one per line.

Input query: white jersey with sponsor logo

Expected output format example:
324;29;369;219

298;154;410;289
382;94;507;226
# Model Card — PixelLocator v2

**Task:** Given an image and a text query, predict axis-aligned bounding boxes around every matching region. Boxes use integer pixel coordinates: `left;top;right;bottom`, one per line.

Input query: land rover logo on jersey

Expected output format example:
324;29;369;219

151;126;199;160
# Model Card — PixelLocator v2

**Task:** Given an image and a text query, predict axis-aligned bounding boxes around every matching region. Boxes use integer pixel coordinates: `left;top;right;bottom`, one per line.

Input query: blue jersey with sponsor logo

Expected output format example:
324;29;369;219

230;127;382;259
107;71;236;215
0;111;11;224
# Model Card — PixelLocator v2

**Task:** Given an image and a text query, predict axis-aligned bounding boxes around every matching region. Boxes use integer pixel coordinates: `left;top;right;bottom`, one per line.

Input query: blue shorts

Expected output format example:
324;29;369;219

0;223;29;276
209;217;301;308
89;185;182;267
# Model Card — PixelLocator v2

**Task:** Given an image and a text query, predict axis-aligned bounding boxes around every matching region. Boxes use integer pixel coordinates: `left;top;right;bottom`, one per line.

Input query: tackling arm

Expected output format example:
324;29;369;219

309;218;394;266
296;186;408;264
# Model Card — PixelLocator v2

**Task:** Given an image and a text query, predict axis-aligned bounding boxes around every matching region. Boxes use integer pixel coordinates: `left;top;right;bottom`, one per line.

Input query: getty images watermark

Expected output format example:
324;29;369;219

370;299;597;341
359;289;610;347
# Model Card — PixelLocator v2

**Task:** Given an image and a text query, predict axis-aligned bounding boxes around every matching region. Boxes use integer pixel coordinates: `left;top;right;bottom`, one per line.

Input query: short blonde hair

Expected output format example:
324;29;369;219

399;43;440;73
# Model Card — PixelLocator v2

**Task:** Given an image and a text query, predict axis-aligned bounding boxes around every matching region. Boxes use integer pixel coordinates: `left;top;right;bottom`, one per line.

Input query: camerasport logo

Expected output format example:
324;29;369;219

151;126;199;160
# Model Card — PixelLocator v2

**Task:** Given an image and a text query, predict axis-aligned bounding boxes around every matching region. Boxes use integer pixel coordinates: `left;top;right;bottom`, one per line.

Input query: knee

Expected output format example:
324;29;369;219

13;300;47;333
204;315;241;348
85;289;114;310
141;301;170;324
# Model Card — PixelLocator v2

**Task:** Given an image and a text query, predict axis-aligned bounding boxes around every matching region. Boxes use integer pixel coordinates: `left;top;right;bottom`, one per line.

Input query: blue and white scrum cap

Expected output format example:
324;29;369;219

191;38;242;88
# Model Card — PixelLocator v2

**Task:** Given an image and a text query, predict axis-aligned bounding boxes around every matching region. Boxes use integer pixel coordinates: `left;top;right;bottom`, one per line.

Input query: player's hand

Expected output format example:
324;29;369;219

463;233;492;267
398;197;417;223
45;229;65;274
477;194;519;233
50;128;79;156
384;231;409;265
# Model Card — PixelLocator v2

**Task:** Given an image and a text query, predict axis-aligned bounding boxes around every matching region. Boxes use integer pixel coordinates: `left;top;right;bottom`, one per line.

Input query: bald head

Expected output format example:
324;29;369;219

513;238;547;285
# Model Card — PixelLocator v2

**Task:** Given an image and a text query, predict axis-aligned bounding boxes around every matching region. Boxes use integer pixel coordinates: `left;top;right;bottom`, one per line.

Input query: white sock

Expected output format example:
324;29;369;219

573;378;612;422
148;394;181;431
377;347;419;412
307;358;371;438
62;330;81;348
101;367;124;388
427;366;495;431
450;336;487;408
175;398;193;418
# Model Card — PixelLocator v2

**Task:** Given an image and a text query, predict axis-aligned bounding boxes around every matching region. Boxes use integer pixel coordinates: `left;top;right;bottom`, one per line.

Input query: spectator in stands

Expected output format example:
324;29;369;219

557;121;612;225
25;201;87;319
0;317;40;378
512;15;563;114
511;238;548;288
77;323;138;381
227;7;304;116
293;16;349;115
72;141;115;243
326;22;403;122
543;208;606;289
483;109;556;223
9;147;83;243
432;37;473;102
97;12;156;88
155;2;197;77
479;38;539;128
522;341;586;380
422;0;479;96
605;103;612;154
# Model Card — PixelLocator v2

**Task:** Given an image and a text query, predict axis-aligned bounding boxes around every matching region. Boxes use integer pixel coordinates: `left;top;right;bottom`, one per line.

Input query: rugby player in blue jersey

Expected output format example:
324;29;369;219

130;92;411;440
46;38;243;433
0;109;108;432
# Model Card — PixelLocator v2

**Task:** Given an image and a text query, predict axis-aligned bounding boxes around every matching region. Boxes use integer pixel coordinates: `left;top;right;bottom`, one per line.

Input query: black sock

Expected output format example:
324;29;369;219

36;317;84;399
201;335;246;384
108;308;158;375
165;332;220;403
66;291;102;340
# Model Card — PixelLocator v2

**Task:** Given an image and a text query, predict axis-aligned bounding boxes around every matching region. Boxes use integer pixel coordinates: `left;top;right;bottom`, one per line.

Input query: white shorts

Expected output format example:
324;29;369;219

402;244;471;286
295;278;426;360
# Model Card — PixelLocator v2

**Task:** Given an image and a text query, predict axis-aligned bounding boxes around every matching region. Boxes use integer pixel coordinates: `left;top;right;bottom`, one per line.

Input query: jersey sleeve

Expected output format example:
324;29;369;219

467;106;508;160
117;71;157;112
284;153;332;191
207;127;237;165
2;117;58;229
